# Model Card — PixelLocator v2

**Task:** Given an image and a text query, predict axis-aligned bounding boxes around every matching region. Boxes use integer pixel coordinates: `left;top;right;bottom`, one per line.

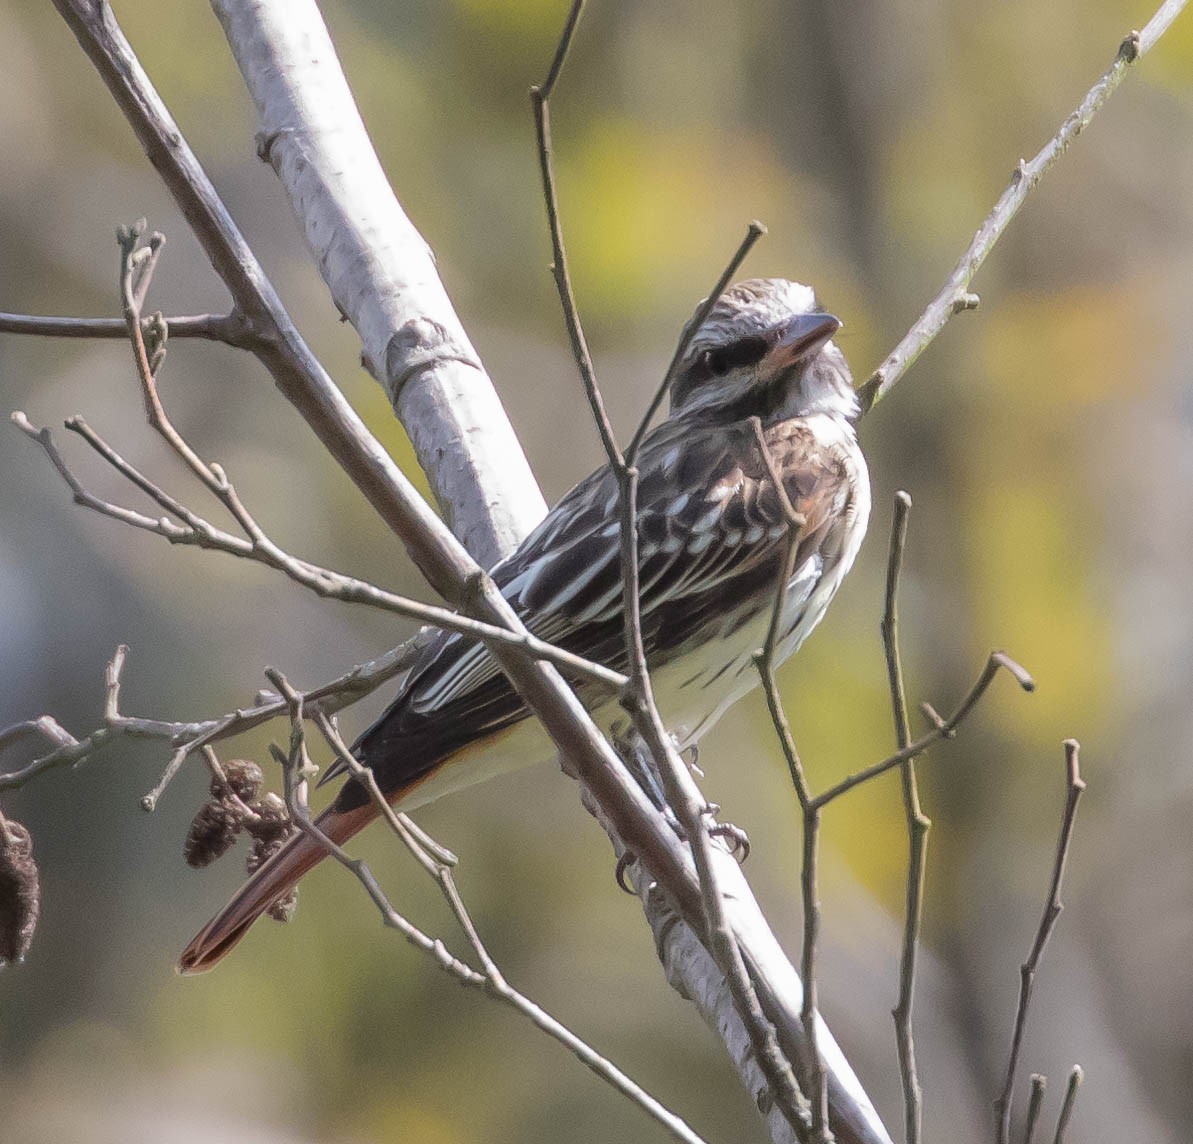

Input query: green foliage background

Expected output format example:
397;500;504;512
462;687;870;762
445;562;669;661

1;1;1191;1141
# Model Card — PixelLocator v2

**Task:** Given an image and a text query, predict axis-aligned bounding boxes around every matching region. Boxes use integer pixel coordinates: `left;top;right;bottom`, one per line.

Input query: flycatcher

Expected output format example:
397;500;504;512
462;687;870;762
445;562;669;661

180;278;870;972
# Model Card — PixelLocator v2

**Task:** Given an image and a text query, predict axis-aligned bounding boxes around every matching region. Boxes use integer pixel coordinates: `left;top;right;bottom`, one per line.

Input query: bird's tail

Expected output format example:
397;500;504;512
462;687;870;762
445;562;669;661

177;799;377;975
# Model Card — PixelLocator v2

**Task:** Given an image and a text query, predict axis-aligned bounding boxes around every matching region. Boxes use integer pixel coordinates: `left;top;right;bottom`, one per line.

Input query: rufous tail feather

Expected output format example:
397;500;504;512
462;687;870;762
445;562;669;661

178;800;377;974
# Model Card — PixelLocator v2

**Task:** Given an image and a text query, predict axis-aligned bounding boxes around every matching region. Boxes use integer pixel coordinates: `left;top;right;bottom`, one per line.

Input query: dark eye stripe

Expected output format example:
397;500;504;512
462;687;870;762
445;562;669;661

706;335;769;377
672;333;774;412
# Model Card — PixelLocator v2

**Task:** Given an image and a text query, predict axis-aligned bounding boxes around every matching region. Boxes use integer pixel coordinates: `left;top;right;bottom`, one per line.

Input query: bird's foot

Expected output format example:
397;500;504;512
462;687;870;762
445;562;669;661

703;806;750;863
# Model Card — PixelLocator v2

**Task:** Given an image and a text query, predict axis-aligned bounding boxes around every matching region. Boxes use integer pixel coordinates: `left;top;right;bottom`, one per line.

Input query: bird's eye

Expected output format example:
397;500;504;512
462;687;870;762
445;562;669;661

702;336;769;378
702;347;730;377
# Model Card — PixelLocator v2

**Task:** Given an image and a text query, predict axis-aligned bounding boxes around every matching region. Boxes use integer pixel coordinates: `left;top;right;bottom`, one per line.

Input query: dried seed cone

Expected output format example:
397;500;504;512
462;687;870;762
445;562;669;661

211;758;263;804
0;819;40;965
184;801;239;869
245;829;299;925
245;792;292;844
245;833;281;875
267;888;298;924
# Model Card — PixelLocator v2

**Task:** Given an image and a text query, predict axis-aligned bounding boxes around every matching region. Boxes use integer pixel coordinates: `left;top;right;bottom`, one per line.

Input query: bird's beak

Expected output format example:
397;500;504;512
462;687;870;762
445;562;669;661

765;312;842;371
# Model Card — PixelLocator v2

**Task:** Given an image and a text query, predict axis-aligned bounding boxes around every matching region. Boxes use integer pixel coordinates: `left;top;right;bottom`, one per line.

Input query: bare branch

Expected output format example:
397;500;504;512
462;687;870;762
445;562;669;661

747;424;835;1142
528;8;827;1136
857;0;1190;415
538;0;586;100
526;5;906;1136
0;717;77;759
618;490;810;1140
115;223;226;496
995;742;1087;1144
881;492;929;1144
0;640;426;797
530;0;622;470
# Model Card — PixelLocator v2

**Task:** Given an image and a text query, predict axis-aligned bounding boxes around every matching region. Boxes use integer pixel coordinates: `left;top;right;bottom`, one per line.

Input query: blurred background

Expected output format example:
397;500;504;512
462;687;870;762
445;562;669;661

1;1;1191;1140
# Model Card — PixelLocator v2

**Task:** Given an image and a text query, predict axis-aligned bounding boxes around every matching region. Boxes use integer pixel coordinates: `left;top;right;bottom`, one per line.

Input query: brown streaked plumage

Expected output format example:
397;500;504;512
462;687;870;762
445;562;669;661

179;279;870;974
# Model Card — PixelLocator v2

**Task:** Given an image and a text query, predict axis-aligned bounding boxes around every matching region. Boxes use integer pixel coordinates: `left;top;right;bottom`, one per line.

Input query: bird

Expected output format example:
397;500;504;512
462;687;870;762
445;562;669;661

179;278;871;973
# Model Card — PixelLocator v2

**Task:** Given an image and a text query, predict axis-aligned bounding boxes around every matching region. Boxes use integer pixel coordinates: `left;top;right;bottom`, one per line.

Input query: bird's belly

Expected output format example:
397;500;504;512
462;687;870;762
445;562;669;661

640;558;843;747
639;607;777;748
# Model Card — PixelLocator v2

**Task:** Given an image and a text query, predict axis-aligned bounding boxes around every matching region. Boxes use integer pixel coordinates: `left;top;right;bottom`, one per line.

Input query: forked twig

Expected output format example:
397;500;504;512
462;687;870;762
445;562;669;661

995;742;1087;1144
10;411;624;695
0;639;426;796
754;482;1042;1144
811;652;1035;811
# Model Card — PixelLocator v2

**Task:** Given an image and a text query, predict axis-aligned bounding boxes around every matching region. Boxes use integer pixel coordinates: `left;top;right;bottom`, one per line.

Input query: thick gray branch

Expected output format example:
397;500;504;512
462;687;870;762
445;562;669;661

209;0;546;568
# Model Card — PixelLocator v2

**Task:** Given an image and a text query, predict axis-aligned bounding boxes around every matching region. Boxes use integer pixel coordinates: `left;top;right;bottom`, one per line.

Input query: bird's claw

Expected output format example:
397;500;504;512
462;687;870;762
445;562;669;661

707;816;751;863
614;850;638;894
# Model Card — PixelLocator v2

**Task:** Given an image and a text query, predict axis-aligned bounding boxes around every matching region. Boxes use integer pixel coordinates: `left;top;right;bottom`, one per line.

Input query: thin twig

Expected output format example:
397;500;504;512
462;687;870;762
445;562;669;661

627;222;765;463
1023;1075;1046;1144
1;638;420;796
530;0;621;470
753;507;831;1143
858;0;1189;415
538;0;585;100
882;492;928;1144
0;310;255;345
117;223;229;495
0;716;77;759
747;424;831;1139
142;722;231;811
103;643;128;723
811;652;1034;811
995;741;1086;1144
615;451;809;1137
1052;1067;1083;1144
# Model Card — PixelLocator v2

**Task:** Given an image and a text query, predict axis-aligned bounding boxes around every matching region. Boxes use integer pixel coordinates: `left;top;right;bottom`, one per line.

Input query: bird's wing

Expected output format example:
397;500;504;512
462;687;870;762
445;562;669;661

493;417;854;657
335;417;856;802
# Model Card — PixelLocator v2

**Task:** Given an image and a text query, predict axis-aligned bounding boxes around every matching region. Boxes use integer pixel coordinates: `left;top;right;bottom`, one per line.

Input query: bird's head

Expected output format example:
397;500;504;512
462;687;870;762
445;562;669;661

669;278;857;424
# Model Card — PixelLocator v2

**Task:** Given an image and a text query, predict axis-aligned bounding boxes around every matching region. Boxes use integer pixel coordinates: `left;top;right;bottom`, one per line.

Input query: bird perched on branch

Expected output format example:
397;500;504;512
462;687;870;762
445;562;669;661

180;278;870;973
